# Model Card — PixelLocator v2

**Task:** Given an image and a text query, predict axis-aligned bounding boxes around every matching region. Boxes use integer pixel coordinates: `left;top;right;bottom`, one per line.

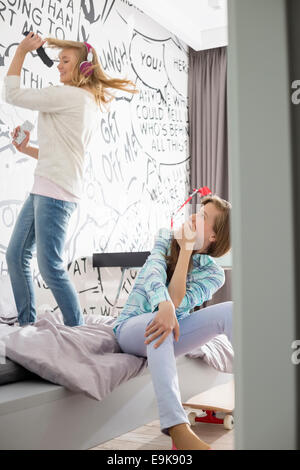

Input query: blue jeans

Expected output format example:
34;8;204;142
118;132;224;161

6;194;84;327
115;301;233;435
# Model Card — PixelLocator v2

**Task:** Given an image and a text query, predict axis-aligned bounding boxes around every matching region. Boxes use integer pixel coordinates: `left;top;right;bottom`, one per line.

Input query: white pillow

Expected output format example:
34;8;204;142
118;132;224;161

186;334;234;373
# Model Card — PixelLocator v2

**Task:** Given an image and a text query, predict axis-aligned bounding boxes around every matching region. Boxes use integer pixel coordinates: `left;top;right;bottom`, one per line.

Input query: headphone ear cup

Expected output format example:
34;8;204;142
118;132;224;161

80;44;94;75
80;61;93;76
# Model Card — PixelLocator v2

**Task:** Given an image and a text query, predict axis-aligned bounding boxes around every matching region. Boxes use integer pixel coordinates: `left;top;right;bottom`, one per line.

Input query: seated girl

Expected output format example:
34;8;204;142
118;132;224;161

113;194;233;450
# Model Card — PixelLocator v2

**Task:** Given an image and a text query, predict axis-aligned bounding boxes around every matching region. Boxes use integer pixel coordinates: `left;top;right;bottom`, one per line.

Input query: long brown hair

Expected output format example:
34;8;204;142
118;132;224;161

44;37;139;111
165;194;232;282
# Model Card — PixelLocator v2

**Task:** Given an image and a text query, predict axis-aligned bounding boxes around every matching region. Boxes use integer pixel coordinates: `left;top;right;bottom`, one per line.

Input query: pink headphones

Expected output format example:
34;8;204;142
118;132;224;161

80;42;93;76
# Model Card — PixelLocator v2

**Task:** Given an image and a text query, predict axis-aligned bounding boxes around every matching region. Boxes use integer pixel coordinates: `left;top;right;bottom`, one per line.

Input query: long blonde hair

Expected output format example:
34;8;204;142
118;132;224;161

44;37;139;110
165;194;232;282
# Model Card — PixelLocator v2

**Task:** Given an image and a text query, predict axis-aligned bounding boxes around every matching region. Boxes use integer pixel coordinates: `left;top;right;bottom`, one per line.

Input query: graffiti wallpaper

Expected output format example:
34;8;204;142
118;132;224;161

0;0;190;317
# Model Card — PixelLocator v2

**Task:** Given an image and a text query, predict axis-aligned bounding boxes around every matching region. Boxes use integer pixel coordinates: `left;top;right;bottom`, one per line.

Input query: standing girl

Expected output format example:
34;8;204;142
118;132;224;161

4;32;138;326
113;195;233;450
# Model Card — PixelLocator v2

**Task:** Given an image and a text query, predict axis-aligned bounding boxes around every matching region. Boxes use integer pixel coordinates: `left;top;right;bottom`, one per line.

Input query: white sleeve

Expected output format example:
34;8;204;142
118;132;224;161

3;75;75;113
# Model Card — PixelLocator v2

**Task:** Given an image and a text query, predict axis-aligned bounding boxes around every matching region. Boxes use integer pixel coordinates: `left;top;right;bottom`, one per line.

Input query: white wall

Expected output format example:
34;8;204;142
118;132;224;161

0;0;190;312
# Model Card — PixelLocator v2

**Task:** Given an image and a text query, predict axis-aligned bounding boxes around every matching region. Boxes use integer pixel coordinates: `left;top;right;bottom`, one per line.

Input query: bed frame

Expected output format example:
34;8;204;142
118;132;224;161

0;252;233;450
0;356;233;450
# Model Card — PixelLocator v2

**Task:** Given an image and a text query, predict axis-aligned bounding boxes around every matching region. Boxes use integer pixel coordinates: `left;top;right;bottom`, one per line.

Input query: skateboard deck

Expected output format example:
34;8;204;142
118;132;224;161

182;379;234;429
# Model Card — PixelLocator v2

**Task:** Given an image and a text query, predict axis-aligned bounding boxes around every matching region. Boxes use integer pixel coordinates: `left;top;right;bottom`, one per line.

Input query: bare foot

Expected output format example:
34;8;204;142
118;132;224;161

169;423;211;450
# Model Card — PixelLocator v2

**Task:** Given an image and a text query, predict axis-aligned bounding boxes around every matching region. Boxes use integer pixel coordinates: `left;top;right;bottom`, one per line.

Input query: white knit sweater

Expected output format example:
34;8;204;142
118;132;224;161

4;75;99;198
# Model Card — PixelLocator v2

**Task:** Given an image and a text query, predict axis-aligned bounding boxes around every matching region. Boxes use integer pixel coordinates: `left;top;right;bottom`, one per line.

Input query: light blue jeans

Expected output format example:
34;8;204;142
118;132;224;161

115;301;233;435
6;193;84;327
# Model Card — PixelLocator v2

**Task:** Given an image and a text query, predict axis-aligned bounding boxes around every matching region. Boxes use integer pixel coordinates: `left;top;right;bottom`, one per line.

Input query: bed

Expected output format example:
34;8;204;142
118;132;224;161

0;253;233;450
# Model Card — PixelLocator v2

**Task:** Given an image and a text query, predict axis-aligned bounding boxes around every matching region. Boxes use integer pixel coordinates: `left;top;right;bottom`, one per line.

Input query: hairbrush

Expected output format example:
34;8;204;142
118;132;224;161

23;31;53;67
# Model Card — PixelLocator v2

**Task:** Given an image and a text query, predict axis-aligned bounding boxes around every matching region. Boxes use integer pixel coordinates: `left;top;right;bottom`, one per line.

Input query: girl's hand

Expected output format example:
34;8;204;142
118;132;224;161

18;32;46;53
174;219;196;252
11;126;30;153
144;300;180;349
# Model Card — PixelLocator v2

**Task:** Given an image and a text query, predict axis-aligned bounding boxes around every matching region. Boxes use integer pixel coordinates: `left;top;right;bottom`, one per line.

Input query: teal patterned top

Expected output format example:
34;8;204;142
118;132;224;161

113;227;225;335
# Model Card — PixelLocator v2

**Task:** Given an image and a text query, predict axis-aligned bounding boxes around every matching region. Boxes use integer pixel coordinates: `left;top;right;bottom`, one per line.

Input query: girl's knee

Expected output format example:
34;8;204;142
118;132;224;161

37;258;64;284
147;331;174;353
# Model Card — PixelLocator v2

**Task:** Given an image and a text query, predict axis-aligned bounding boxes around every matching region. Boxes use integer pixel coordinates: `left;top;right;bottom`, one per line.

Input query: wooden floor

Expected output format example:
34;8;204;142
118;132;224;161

89;419;234;451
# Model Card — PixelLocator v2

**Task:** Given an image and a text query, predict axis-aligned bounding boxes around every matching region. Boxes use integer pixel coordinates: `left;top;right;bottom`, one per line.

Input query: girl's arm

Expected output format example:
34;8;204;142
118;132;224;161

168;222;225;313
143;228;173;313
21;146;39;159
7;47;27;77
176;264;226;314
4;33;71;113
7;37;40;160
167;223;196;307
167;249;192;308
11;127;39;159
7;33;45;77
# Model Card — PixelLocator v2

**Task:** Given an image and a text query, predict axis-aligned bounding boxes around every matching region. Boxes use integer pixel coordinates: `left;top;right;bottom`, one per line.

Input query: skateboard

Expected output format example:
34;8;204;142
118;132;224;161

171;379;234;450
182;379;234;430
